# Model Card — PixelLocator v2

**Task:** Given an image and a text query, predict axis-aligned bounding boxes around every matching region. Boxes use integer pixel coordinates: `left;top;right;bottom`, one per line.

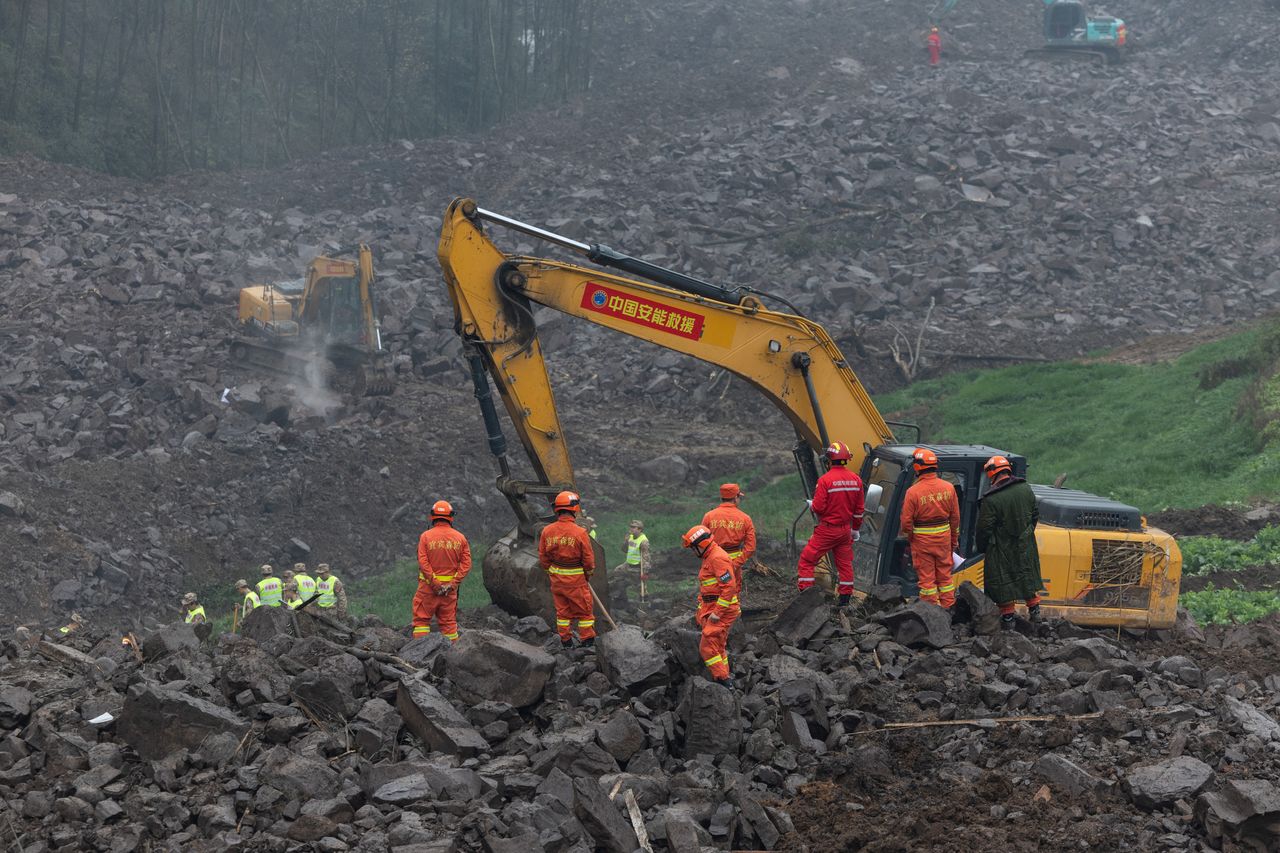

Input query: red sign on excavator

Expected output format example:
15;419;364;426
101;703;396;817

580;282;705;341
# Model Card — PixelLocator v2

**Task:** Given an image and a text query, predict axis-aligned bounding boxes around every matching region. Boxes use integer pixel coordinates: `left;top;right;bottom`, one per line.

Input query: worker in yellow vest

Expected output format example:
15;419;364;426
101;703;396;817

181;592;206;625
315;564;348;618
613;520;651;604
283;582;302;609
256;564;283;607
292;562;317;600
235;579;259;620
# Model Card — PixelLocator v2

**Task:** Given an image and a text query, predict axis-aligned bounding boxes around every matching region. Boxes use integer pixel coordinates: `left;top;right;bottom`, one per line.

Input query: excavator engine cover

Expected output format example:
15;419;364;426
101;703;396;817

482;528;611;631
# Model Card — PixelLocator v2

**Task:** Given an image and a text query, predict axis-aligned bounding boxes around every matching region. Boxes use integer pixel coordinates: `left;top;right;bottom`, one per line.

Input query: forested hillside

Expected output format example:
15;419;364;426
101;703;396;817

0;0;595;175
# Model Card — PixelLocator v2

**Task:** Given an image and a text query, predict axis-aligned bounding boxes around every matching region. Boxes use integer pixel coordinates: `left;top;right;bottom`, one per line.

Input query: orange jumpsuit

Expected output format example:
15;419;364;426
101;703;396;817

900;472;961;608
539;516;597;642
701;501;756;588
927;31;942;65
696;541;740;680
415;520;472;641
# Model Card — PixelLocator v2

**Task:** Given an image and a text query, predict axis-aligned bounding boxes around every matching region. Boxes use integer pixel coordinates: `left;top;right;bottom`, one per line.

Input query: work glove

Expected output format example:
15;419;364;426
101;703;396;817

707;612;721;624
852;529;861;542
439;584;454;596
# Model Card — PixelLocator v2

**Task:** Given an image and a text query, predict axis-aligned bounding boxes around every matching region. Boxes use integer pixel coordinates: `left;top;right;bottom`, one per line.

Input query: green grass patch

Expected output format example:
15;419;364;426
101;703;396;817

349;556;492;627
1180;586;1280;625
1180;526;1280;576
876;327;1280;510
589;469;810;560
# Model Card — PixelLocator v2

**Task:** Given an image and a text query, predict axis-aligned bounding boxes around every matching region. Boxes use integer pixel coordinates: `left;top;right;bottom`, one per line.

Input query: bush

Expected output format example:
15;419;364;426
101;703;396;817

1181;586;1280;625
1179;526;1280;575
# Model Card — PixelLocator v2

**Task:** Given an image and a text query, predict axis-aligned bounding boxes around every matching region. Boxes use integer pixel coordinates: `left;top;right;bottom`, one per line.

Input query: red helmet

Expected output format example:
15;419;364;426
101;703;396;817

430;500;454;522
825;441;852;463
682;525;712;550
553;491;582;514
984;455;1013;480
912;447;939;473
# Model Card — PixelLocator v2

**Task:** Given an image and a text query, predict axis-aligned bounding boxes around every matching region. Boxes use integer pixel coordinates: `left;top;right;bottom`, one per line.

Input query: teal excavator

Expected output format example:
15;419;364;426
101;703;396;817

939;0;1127;64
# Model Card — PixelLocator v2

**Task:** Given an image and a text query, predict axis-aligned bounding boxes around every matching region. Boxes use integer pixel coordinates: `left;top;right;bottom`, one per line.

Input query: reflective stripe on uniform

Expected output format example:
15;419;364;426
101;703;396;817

413;626;431;636
939;582;956;593
700;578;717;587
716;597;739;608
556;619;571;626
548;566;584;577
579;619;595;628
919;586;938;596
725;550;743;560
914;523;950;535
704;654;725;666
434;575;454;582
444;632;459;641
827;485;861;492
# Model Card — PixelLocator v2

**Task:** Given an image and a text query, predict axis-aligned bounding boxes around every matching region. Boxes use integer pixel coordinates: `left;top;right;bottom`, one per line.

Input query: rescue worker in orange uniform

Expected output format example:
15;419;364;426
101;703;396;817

901;448;961;608
539;491;597;648
702;483;756;589
683;524;740;688
927;26;942;66
797;441;865;605
415;500;472;642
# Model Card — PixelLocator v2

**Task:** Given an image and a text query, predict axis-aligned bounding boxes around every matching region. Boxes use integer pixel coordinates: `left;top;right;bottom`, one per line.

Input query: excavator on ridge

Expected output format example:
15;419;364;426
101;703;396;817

436;198;1181;631
940;0;1128;64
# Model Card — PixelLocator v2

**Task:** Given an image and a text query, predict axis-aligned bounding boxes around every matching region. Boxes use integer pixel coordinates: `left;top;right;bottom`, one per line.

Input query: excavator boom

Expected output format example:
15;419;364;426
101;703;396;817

437;198;1181;630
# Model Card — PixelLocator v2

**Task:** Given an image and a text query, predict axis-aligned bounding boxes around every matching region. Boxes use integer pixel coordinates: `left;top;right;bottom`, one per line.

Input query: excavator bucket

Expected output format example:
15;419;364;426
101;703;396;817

359;353;395;396
482;528;612;632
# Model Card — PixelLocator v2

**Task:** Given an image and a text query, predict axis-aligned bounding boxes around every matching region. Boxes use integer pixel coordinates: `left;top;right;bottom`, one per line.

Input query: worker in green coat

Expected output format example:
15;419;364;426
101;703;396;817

976;455;1045;629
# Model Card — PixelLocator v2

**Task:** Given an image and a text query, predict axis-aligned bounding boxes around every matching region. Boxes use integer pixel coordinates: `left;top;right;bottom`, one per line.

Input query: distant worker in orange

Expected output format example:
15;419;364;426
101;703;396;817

901;448;961;608
927;26;942;66
683;524;740;688
797;441;865;605
539;491;597;648
702;483;756;589
415;500;472;642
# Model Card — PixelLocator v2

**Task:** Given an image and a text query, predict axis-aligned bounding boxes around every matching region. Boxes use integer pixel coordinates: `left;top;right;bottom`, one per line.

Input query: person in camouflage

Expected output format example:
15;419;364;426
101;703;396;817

976;455;1045;629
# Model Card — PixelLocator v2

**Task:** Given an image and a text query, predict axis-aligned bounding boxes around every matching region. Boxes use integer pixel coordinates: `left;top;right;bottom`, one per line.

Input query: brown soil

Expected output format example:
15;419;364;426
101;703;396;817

1148;504;1275;540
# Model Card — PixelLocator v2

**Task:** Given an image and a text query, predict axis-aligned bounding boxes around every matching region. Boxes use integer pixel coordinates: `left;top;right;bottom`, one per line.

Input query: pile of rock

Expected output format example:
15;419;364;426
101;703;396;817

0;584;1277;851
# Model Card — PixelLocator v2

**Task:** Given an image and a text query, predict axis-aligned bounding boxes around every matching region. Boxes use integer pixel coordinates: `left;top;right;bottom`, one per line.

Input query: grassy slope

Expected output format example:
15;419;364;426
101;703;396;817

875;329;1280;510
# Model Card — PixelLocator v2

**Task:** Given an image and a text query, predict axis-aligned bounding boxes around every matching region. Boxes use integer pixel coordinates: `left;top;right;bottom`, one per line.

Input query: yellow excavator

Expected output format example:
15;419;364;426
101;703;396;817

437;198;1182;629
233;244;394;396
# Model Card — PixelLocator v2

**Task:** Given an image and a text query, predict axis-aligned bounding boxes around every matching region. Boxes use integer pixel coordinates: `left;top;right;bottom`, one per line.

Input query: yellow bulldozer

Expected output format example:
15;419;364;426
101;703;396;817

436;198;1182;630
233;244;394;396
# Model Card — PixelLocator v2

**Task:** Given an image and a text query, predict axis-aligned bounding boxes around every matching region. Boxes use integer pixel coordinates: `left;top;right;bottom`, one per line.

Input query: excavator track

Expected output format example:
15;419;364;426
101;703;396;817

1022;46;1114;65
229;337;393;396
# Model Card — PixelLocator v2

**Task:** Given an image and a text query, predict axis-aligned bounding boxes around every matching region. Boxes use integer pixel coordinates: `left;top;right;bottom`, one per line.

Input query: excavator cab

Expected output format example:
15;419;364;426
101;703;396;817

1044;0;1087;40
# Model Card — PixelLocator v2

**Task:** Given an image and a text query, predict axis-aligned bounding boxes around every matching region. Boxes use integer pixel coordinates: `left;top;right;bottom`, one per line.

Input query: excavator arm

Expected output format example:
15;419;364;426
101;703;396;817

438;197;895;531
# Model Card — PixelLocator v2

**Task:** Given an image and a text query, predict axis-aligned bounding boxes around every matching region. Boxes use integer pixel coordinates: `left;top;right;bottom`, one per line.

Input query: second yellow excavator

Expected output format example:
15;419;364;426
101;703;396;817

233;244;394;396
437;198;1181;630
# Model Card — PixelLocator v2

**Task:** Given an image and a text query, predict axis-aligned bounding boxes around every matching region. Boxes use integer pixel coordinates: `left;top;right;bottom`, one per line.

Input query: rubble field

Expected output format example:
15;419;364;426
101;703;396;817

2;0;1280;848
2;580;1279;852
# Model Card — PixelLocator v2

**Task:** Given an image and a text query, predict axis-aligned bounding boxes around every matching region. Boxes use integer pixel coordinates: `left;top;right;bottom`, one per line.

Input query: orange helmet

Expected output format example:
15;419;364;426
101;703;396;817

719;483;741;500
912;448;939;473
553;490;581;514
682;525;712;550
984;455;1013;480
825;441;852;463
430;500;454;522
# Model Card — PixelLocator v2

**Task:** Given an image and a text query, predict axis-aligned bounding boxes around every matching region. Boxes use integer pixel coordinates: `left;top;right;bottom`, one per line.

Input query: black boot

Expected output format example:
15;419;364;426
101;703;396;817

714;677;733;689
560;637;574;649
1001;614;1017;631
837;593;852;607
1028;604;1044;624
580;637;594;648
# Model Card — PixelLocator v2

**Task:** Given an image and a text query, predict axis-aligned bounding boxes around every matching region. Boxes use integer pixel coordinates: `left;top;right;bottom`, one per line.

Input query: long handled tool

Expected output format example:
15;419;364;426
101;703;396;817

587;582;619;631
